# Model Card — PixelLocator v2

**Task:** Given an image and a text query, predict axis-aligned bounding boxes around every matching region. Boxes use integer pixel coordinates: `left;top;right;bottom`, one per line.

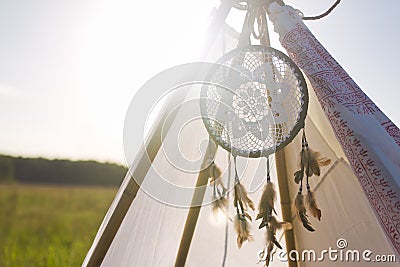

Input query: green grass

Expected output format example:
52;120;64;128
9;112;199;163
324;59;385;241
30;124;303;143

0;184;117;267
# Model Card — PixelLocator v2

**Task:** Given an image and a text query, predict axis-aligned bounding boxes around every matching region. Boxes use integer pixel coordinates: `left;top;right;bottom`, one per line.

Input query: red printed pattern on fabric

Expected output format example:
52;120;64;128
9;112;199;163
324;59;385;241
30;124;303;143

281;24;400;255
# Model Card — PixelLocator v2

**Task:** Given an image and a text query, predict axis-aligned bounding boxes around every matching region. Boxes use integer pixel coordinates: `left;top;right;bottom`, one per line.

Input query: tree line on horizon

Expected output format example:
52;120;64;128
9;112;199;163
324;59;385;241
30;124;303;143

0;155;126;186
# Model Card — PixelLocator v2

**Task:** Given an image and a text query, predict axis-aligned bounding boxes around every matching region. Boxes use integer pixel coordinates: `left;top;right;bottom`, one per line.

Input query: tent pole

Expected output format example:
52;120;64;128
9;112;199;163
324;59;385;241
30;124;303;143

174;142;214;267
275;149;298;267
84;91;185;267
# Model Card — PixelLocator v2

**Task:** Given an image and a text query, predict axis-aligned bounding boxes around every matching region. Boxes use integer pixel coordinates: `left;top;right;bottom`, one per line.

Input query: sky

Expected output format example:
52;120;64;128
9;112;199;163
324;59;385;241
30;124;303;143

0;0;399;165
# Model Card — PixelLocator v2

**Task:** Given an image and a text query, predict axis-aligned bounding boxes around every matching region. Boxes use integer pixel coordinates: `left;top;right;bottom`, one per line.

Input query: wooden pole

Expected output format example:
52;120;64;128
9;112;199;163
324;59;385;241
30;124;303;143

275;149;298;267
85;91;185;267
174;142;214;267
203;0;235;56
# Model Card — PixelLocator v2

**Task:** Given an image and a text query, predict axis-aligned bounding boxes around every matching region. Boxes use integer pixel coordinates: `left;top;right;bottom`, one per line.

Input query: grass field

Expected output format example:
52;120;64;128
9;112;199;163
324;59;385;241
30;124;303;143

0;184;117;267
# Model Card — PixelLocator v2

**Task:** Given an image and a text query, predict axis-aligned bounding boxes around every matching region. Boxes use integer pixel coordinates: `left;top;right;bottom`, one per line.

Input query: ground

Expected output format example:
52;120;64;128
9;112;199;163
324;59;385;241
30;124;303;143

0;184;116;267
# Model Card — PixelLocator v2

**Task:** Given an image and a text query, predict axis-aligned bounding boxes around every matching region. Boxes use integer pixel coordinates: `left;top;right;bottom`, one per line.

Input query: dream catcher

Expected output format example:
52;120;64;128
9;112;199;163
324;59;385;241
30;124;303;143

201;1;331;266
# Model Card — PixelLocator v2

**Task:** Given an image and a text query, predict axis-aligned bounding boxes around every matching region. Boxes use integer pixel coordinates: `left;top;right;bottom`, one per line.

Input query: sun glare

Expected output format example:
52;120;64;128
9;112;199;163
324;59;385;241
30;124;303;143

209;208;229;227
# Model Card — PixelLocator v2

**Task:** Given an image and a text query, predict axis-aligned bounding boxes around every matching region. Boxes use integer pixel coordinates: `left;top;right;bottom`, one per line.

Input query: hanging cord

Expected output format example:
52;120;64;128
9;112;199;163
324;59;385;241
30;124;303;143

302;0;341;20
237;1;271;46
210;138;218;198
252;6;271;47
237;0;273;47
302;128;311;189
298;128;307;195
251;8;263;39
233;156;245;215
221;153;232;267
266;155;271;182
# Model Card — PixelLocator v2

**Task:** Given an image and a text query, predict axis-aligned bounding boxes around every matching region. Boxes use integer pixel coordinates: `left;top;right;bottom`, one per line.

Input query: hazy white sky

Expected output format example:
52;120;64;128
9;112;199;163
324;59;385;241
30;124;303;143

0;0;399;165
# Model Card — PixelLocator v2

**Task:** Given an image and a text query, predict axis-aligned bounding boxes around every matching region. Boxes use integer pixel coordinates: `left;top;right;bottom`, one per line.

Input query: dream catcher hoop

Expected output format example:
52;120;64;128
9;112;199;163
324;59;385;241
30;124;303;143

201;1;332;266
201;45;308;158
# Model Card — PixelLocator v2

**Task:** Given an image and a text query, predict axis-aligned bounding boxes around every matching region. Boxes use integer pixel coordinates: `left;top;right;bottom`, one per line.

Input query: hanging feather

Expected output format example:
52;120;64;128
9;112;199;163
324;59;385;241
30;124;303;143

243;211;252;222
234;182;255;211
295;193;315;232
318;157;331;167
305;148;332;177
212;195;231;220
299;148;306;169
256;181;277;228
208;162;226;193
264;242;274;267
266;223;282;250
295;147;331;182
234;214;254;248
209;161;222;181
269;215;292;232
262;225;277;267
294;169;303;184
294;146;306;184
263;216;292;266
306;190;322;221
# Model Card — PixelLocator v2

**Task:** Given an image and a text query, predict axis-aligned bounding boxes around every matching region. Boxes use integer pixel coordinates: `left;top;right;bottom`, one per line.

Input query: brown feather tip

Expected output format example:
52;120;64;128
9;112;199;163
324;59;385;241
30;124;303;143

209;162;222;180
294;170;303;184
266;227;282;250
318;157;332;166
236;182;255;211
264;242;274;267
299;213;315;232
269;215;293;232
234;214;254;248
306;148;332;177
263;215;293;266
295;194;315;232
257;182;277;228
209;163;227;192
259;182;277;213
212;196;231;221
306;190;322;221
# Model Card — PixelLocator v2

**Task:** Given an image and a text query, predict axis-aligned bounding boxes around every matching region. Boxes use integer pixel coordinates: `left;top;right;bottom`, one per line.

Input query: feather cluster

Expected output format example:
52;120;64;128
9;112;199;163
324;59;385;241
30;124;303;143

304;148;331;176
208;162;230;220
263;216;292;266
294;193;315;232
294;169;304;184
306;190;321;220
208;162;225;190
266;216;292;249
269;215;292;232
295;148;331;183
257;181;292;266
212;195;229;220
234;214;254;248
256;181;277;229
293;144;330;231
263;242;274;267
234;182;255;211
233;181;254;248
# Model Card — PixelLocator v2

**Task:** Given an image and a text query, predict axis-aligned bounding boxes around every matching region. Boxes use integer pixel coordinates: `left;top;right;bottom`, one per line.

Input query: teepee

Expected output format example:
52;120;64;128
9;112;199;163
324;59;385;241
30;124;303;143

83;1;400;266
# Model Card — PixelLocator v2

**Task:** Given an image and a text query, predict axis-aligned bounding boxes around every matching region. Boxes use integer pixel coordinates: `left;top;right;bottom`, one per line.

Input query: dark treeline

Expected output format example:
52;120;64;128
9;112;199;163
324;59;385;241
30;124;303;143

0;155;126;186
